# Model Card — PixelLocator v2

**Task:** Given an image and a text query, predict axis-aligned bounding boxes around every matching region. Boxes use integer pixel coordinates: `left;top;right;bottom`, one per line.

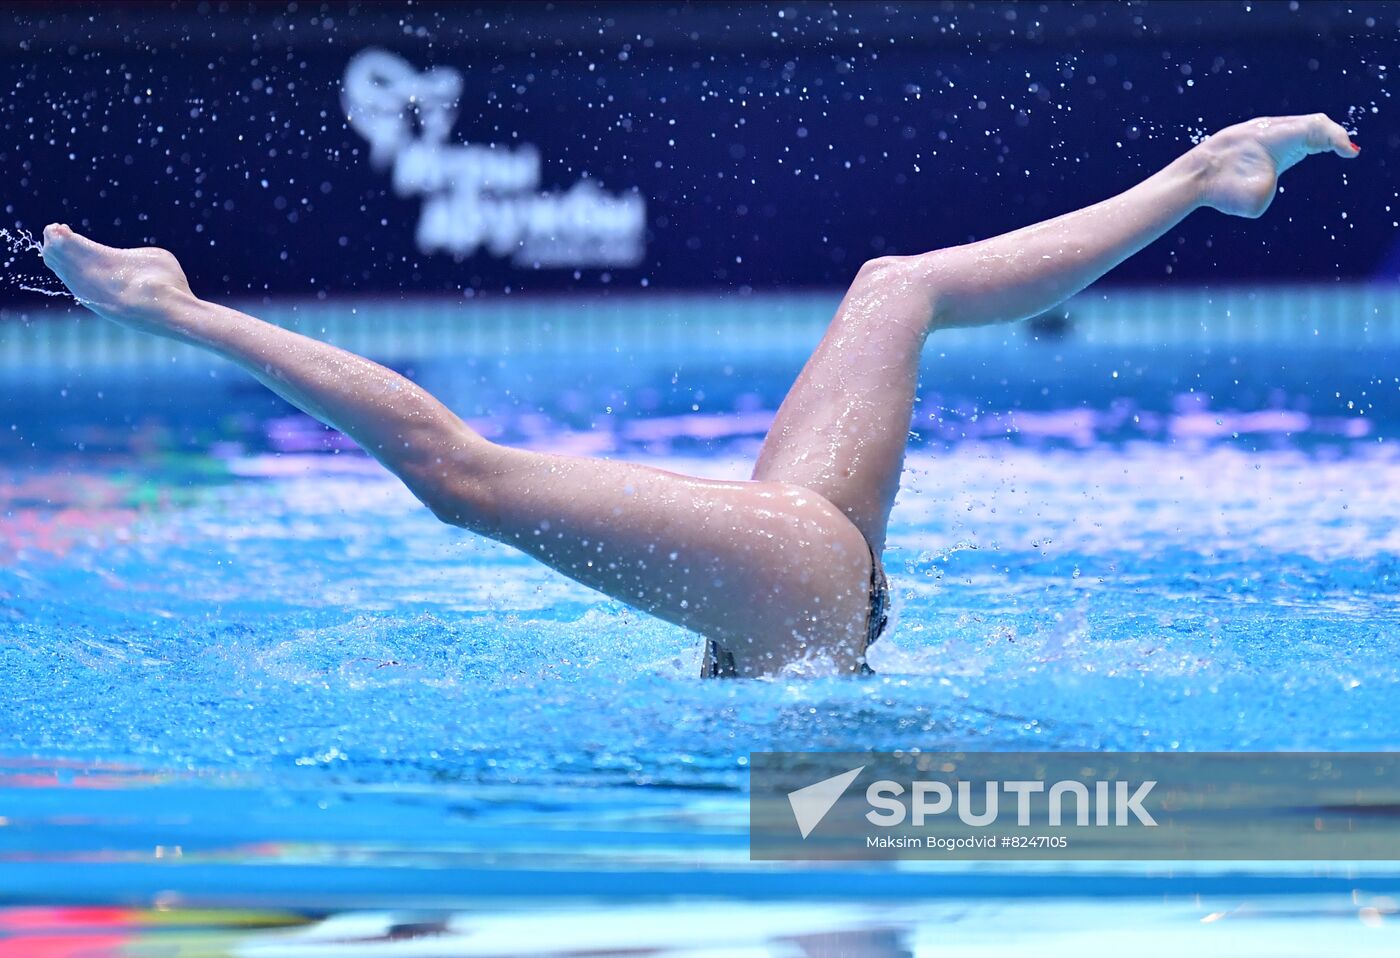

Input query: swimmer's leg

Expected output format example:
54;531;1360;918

40;222;504;523
40;226;874;675
753;113;1358;550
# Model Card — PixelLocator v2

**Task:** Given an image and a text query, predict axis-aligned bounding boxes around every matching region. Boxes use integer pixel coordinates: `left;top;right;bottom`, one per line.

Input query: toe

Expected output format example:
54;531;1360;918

49;225;106;259
1312;113;1356;158
41;223;69;251
1326;120;1358;158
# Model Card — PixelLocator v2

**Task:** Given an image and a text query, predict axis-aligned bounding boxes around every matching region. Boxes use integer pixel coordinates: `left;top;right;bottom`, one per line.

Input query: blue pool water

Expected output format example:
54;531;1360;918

1;295;1398;953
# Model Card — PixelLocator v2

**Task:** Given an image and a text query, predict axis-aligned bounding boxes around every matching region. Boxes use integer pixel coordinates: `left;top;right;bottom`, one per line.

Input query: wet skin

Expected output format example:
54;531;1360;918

41;113;1357;677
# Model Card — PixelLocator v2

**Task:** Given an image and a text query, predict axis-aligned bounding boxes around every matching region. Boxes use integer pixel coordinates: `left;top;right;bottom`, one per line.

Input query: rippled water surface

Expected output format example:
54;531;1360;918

1;336;1397;950
7;439;1399;779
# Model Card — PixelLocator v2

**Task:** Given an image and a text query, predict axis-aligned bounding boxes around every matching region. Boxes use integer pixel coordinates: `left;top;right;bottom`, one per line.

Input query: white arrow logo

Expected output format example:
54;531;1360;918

787;765;865;839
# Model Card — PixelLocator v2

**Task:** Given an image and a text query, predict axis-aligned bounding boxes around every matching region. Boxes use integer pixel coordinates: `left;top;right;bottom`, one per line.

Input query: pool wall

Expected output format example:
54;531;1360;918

2;284;1398;381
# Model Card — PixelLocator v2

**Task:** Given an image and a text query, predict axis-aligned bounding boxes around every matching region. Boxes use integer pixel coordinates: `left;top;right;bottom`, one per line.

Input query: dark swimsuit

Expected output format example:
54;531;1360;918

701;542;890;678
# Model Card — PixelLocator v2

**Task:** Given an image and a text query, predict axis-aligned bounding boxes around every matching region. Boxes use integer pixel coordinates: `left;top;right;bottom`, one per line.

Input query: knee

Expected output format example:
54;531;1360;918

849;253;943;328
854;255;908;284
415;474;497;531
852;254;934;298
401;434;504;533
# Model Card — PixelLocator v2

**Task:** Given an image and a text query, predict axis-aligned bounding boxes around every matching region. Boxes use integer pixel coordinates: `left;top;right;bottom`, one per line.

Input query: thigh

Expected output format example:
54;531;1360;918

478;447;875;674
751;257;931;553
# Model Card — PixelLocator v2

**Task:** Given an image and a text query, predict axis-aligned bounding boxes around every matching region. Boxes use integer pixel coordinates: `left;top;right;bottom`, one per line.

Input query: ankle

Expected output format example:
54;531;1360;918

110;285;208;345
1167;146;1214;212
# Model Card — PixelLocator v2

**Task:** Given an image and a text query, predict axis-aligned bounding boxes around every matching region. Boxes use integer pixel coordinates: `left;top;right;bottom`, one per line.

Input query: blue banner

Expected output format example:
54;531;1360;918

1;2;1395;304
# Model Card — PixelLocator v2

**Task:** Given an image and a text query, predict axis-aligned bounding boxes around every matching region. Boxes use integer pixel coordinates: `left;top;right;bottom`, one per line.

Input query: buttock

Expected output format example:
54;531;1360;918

702;540;889;679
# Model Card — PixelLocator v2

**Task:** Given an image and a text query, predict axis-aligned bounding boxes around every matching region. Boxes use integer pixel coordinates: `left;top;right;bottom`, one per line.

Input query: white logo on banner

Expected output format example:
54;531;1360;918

342;49;646;268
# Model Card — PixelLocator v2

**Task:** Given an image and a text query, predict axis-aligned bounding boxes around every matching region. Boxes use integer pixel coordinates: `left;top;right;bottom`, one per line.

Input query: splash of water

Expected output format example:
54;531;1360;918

0;226;71;300
17;283;71;298
0;226;43;255
0;226;83;302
